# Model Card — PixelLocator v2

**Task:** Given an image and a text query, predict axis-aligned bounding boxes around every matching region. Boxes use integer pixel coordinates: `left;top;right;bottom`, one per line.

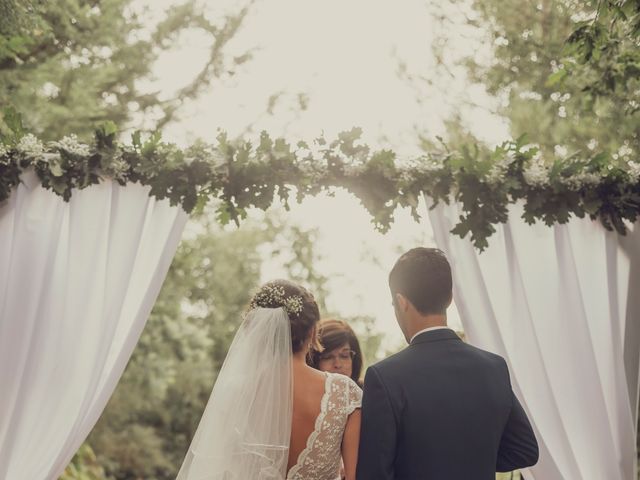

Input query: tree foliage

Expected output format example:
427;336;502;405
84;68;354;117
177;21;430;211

0;0;252;140
426;0;638;160
558;0;640;112
59;445;108;480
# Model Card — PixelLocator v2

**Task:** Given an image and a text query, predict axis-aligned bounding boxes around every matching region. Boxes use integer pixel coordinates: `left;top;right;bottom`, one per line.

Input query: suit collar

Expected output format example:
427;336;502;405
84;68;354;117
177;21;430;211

410;328;460;345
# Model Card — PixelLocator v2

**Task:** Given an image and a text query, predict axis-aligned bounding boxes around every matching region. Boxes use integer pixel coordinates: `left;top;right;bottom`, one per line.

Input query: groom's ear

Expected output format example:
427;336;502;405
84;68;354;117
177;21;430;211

395;293;410;312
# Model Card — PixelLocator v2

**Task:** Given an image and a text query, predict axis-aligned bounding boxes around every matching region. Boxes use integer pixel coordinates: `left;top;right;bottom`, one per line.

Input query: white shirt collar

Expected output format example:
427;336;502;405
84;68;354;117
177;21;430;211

410;326;451;343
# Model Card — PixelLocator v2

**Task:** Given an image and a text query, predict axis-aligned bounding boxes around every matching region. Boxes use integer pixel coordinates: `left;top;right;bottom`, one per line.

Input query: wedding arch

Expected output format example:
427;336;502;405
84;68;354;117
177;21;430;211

1;117;639;480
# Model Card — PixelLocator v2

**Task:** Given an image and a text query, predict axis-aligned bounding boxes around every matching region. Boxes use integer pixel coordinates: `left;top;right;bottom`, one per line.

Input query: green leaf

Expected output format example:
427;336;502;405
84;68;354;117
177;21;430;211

216;203;232;225
142;131;162;154
95;122;118;148
451;220;470;239
546;68;568;87
49;161;64;177
102;121;118;137
0;106;25;141
514;133;529;149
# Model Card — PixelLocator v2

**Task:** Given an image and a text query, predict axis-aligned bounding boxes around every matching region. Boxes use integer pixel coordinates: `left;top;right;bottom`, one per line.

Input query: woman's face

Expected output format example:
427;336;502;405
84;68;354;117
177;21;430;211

317;342;354;378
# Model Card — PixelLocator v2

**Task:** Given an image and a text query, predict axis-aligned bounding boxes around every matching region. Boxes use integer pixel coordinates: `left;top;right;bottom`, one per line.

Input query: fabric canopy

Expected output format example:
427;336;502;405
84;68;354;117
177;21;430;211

0;172;187;479
429;199;639;479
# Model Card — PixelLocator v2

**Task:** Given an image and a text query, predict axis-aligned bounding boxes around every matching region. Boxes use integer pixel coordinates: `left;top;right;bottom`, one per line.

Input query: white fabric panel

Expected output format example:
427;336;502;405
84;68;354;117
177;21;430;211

0;171;187;480
427;198;639;480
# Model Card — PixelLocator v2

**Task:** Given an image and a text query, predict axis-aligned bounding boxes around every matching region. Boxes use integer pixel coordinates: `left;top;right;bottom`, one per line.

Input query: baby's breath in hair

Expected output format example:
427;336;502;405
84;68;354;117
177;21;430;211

249;284;304;317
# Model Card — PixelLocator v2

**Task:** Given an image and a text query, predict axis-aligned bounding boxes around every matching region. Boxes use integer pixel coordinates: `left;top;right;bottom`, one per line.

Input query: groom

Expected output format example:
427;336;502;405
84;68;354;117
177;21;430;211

356;248;538;480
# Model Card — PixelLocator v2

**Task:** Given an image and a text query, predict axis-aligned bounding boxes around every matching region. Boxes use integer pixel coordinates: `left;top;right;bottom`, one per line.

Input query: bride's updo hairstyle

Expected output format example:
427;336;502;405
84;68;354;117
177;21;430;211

248;279;322;353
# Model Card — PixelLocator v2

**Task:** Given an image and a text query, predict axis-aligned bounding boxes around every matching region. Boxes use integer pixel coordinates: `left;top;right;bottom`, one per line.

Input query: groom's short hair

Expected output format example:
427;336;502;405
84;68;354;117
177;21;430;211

389;247;452;315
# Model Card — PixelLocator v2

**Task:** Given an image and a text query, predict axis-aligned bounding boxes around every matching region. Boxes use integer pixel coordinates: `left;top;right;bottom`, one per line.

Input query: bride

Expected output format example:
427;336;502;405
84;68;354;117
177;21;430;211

176;279;362;480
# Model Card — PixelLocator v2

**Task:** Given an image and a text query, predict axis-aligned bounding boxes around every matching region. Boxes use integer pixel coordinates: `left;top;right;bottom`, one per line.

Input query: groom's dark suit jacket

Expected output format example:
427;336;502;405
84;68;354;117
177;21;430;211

356;328;538;480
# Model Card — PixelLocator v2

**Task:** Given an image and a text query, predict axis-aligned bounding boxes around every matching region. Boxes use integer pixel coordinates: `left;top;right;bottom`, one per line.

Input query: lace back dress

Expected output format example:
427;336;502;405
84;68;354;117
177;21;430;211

287;372;362;480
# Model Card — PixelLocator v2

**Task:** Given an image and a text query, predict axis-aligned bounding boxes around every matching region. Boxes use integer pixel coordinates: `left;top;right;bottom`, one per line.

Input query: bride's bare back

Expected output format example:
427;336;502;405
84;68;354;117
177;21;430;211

286;362;362;480
288;365;328;471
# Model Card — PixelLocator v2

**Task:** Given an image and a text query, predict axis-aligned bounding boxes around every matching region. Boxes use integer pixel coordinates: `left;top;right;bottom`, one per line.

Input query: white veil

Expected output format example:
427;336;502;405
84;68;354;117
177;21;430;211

176;307;293;480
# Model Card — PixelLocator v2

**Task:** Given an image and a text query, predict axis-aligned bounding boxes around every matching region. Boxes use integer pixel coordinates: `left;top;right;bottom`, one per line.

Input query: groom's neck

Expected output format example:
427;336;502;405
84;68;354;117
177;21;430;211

406;313;447;340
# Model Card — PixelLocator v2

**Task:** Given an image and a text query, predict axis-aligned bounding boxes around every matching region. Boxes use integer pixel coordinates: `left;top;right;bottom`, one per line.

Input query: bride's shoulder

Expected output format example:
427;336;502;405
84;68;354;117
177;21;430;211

326;373;362;415
328;372;361;390
328;373;362;404
296;366;329;394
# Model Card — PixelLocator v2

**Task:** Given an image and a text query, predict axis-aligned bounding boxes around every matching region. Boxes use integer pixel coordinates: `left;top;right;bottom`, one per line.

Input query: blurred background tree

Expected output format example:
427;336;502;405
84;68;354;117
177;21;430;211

59;445;108;480
413;0;638;163
0;0;253;140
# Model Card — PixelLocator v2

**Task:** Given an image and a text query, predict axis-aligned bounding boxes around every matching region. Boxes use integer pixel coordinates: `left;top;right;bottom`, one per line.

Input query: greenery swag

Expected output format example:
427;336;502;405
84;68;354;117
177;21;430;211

0;109;639;251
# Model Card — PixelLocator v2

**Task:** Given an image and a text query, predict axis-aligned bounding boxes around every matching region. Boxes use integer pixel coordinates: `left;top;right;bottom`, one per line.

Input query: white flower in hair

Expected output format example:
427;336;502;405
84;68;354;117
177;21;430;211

249;284;304;317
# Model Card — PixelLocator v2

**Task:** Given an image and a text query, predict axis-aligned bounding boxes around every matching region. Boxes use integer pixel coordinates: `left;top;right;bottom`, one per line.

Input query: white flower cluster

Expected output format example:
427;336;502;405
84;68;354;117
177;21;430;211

297;158;323;181
397;156;444;184
16;134;44;157
342;163;364;177
249;284;304;317
560;171;602;189
52;134;91;156
105;154;129;178
418;156;446;173
297;141;328;165
331;147;353;166
628;161;640;182
486;152;516;184
209;149;227;168
487;165;503;183
523;153;550;187
155;142;181;158
0;143;10;166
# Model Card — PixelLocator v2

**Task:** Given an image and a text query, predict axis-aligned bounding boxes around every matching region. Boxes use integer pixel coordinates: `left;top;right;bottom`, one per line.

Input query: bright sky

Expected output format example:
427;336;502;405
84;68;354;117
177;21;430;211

136;0;510;350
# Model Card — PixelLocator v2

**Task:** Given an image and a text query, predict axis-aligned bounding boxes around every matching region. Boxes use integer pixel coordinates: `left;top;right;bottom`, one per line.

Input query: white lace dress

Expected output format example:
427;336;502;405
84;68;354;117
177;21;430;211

287;372;362;480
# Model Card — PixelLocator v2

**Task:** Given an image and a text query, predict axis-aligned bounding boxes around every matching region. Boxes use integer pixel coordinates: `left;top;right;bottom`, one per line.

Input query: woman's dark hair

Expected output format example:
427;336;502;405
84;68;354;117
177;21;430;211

308;318;363;384
249;279;321;353
389;247;452;315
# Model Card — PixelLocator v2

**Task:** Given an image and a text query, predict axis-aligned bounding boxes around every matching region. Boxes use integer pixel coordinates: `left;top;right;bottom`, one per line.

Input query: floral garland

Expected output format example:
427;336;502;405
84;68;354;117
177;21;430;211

1;117;639;251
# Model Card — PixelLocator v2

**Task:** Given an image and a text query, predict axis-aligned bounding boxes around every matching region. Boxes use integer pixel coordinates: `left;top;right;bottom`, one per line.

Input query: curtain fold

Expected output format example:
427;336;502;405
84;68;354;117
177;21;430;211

0;172;187;480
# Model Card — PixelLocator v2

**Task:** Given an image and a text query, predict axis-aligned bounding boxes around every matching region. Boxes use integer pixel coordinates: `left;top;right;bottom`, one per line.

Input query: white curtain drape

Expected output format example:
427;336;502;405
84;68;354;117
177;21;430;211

428;198;640;480
0;172;188;480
